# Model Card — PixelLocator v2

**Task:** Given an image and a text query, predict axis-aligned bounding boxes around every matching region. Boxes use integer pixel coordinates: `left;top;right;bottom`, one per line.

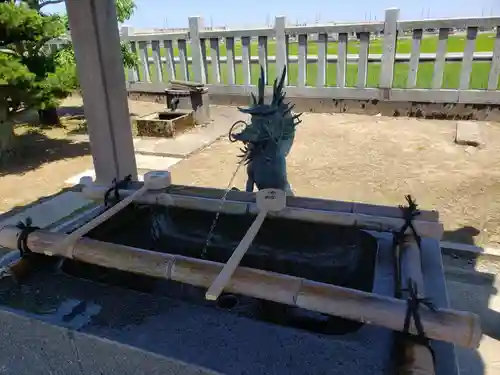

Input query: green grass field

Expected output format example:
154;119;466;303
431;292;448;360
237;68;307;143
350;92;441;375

132;32;500;89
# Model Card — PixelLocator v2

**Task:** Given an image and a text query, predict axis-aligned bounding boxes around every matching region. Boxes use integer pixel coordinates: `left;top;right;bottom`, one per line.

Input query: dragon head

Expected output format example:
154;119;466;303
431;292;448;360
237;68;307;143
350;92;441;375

231;66;302;145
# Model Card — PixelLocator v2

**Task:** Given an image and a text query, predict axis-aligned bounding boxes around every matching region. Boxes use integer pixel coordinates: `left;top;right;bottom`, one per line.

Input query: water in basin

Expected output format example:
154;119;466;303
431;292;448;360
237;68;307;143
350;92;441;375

58;203;379;335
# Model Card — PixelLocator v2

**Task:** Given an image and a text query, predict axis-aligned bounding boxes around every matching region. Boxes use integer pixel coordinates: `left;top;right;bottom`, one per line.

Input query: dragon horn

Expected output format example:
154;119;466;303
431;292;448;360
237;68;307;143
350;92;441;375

272;76;278;104
258;66;265;105
272;67;287;107
284;103;296;114
250;92;257;105
277;67;287;93
292;112;302;120
293;118;303;126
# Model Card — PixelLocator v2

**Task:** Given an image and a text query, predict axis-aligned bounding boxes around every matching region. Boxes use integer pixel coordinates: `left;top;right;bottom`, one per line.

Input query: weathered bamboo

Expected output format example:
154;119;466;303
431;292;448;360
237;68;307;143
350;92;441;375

0;226;480;348
206;189;287;301
52;171;171;257
81;186;444;240
396;235;436;375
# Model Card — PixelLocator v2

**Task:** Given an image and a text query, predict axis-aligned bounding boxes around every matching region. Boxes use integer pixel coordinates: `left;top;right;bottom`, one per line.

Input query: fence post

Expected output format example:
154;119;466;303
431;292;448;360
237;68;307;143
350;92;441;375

188;16;206;84
275;16;288;85
121;26;138;84
379;8;400;89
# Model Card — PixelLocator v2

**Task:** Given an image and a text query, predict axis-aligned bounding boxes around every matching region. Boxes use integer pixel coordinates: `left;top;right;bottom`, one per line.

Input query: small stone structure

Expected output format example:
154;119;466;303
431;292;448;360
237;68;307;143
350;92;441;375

455;121;483;147
166;80;211;125
135;109;194;137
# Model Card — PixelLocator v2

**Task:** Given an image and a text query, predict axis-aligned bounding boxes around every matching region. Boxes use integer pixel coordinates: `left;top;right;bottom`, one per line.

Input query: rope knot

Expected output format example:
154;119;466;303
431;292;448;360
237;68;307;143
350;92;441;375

15;217;39;257
402;278;436;339
395;194;422;247
402;278;437;364
104;174;132;207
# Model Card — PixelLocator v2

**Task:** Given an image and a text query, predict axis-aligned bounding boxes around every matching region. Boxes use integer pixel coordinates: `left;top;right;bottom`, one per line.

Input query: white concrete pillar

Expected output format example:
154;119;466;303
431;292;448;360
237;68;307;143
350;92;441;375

188;16;206;83
65;0;138;184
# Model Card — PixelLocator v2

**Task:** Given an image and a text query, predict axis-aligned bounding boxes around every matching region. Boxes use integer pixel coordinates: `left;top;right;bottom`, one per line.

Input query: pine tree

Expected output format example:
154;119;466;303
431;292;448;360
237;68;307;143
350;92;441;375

0;1;70;127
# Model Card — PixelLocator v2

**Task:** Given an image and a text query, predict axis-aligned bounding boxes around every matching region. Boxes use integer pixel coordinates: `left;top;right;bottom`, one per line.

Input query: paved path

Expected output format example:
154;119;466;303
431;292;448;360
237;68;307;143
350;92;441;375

64;97;244;159
446;266;500;375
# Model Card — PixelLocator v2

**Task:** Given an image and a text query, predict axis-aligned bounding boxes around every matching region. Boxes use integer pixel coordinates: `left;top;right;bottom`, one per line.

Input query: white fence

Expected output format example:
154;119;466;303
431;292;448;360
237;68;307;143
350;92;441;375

51;8;500;104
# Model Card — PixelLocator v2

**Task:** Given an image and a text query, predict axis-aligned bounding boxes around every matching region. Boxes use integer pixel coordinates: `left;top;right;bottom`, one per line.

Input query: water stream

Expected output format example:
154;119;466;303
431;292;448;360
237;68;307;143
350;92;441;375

200;160;245;259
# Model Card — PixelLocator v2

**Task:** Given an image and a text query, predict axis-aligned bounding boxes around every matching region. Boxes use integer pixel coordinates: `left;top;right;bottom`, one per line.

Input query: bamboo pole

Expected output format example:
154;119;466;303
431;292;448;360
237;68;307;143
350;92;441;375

206;189;286;301
51;171;171;257
0;226;480;348
81;186;444;240
396;235;436;375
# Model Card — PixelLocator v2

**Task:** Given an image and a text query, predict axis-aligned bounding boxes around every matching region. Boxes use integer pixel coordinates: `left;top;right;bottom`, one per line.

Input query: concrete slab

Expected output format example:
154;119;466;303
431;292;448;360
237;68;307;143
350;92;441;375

135;154;181;170
0;191;92;230
66;106;242;158
64;155;181;186
455;121;483;147
447;277;500;375
134;106;244;158
0;309;218;375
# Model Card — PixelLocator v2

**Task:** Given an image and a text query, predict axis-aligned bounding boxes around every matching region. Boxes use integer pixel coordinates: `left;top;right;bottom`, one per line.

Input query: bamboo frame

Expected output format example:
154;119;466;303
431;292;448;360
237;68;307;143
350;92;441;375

52;185;149;257
396;235;436;375
206;189;287;300
0;226;480;348
81;186;444;240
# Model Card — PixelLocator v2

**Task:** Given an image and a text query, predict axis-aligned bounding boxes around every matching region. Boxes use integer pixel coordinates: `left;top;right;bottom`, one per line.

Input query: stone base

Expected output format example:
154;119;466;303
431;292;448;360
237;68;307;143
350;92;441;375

165;88;211;125
128;91;500;122
135;110;194;138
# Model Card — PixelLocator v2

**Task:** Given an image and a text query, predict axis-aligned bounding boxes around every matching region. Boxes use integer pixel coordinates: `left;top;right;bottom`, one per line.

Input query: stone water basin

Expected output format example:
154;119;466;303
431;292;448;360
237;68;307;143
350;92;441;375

62;204;378;335
0;197;458;374
135;110;194;137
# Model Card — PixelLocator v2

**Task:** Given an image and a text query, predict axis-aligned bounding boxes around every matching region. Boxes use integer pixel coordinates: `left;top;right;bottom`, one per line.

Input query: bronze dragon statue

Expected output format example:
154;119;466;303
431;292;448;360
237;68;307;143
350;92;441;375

229;66;302;195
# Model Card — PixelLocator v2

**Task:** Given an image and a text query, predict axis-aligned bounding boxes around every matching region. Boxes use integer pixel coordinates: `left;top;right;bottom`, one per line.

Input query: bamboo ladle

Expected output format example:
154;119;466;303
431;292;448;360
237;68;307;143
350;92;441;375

205;188;286;301
50;170;172;257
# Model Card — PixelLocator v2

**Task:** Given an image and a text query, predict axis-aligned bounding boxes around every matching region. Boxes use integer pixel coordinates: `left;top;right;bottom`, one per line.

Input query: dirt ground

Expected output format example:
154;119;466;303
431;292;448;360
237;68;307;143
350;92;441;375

169;112;500;248
1;98;500;247
1;98;500;374
0;96;166;216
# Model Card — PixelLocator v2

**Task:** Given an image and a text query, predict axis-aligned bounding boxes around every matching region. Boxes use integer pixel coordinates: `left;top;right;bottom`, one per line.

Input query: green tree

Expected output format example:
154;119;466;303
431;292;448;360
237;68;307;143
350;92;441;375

0;1;72;127
0;50;34;154
50;0;138;90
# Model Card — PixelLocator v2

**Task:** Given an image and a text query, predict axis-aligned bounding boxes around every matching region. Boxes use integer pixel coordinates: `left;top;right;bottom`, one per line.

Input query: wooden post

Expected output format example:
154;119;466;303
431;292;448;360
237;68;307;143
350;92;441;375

0;226;481;349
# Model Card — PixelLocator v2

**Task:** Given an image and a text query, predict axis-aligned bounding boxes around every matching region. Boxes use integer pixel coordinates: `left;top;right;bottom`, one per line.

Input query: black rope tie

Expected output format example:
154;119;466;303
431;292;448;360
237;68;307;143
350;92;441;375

402;278;437;364
392;194;422;298
104;174;132;207
391;195;438;366
15;217;39;258
395;195;422;247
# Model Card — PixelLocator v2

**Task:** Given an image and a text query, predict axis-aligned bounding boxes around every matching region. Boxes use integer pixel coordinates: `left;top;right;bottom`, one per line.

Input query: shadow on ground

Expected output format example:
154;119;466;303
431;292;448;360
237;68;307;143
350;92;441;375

58;103;139;119
57;104;139;135
442;226;481;245
443;226;500;375
0;130;91;177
